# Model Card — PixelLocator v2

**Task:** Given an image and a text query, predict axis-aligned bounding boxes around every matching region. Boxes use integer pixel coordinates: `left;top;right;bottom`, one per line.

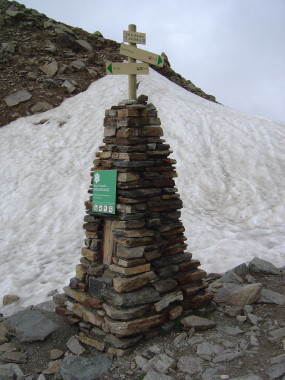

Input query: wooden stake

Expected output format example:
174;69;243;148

128;24;137;100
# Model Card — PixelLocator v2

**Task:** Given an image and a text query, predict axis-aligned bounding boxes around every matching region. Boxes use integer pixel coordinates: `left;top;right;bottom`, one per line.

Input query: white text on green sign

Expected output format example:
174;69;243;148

92;170;117;214
106;62;149;75
123;30;146;45
120;43;164;67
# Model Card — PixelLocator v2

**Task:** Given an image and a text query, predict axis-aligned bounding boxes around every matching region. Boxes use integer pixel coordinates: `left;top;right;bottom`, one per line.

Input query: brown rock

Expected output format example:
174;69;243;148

0;322;9;344
81;248;100;261
71;302;104;327
3;294;20;305
39;61;58;76
157;265;179;278
182;283;208;297
117;172;141;182
64;287;102;308
228;283;262;307
182;291;213;310
176;269;207;285
169;306;183;320
103;303;150;321
117;108;147;118
2;351;27;363
0;342;17;352
105;333;143;348
116;128;139;138
78;332;105;351
116;245;145;258
181;315;216;331
115;236;154;247
43;360;62;374
117;117;148;127
82;222;100;231
76;264;87;281
179;260;201;272
104;126;117;137
105;313;166;337
141;126;163;137
107;346;133;357
154;290;183;312
102;286;160;307
50;349;64;360
117;258;146;267
112;152;147;160
152;279;178;293
116;229;154;238
113;271;158;293
109;263;151;276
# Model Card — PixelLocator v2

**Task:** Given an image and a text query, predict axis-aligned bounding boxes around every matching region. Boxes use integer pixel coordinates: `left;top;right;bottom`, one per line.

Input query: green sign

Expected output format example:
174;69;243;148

92;170;117;214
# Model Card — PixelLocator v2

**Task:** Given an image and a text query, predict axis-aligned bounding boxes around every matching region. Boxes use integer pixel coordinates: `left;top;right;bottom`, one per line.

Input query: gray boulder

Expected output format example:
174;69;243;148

266;362;285;379
0;363;24;380
39;61;58;76
249;257;280;275
5;90;32;106
5;309;58;342
217;271;243;284
75;39;93;52
228;283;262;307
70;59;86;70
257;288;285;305
229;263;249;279
60;354;113;380
30;102;53;114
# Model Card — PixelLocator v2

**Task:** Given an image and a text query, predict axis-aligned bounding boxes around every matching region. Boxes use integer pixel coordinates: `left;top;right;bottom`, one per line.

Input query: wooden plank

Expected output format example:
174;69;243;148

123;30;146;45
102;220;115;265
106;62;149;75
120;44;164;67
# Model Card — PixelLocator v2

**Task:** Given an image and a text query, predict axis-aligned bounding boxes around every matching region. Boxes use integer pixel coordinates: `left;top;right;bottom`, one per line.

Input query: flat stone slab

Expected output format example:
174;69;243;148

257;288;285;305
4;89;32;106
177;356;204;375
5;309;58;342
228;283;262;307
181;315;216;331
212;351;244;363
60;354;113;380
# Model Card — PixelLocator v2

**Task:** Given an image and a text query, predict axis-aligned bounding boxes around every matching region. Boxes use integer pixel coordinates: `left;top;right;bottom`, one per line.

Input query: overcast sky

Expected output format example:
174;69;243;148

18;0;285;122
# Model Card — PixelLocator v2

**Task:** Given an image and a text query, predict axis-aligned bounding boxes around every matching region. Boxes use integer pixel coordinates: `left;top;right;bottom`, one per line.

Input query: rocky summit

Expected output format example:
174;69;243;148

0;0;216;128
0;257;284;379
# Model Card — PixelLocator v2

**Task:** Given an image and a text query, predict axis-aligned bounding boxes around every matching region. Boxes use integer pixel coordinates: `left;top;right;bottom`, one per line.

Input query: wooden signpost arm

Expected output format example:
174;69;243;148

128;24;137;100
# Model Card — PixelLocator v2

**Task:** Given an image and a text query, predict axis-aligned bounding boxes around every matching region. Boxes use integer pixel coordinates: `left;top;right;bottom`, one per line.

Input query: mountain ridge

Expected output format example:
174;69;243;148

0;0;216;128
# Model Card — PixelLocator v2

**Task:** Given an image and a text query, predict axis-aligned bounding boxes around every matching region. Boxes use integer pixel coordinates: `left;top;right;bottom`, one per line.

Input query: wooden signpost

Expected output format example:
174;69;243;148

106;62;149;75
120;44;164;67
106;24;164;100
123;30;146;45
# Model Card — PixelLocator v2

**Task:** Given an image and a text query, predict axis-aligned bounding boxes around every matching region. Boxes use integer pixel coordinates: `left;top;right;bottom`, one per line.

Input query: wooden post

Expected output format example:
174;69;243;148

128;24;137;100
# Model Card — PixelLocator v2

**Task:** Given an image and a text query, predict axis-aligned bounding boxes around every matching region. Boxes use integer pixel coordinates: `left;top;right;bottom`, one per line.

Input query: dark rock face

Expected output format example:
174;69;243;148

0;0;216;127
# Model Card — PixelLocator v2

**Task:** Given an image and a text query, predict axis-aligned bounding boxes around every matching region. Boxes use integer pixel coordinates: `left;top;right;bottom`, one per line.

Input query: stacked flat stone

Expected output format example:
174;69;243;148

62;95;211;355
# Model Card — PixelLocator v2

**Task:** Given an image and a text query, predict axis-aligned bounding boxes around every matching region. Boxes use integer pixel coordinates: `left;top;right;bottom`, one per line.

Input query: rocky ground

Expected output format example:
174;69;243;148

1;257;285;380
0;0;216;128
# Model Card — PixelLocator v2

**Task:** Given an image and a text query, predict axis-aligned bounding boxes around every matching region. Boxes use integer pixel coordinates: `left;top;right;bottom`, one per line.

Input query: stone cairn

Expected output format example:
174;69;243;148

60;95;211;355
